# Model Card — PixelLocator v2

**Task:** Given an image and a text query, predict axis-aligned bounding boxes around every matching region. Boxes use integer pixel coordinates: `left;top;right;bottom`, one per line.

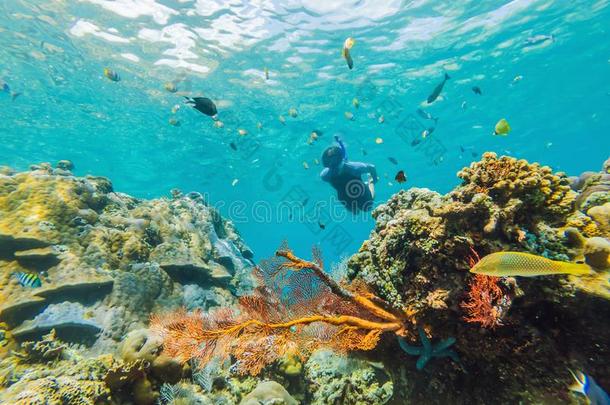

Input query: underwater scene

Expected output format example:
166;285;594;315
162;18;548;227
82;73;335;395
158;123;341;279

1;0;610;404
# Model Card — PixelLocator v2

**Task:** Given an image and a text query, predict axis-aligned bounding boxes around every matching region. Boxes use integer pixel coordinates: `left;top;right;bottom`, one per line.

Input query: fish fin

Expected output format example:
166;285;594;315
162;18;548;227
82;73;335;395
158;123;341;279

566;262;595;276
444;73;450;80
568;369;588;395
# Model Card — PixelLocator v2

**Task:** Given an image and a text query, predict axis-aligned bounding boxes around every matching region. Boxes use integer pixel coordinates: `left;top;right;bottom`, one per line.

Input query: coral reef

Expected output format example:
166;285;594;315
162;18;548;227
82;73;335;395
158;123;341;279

348;153;610;404
151;243;416;377
240;380;298;405
1;154;607;404
0;161;254;403
304;350;393;405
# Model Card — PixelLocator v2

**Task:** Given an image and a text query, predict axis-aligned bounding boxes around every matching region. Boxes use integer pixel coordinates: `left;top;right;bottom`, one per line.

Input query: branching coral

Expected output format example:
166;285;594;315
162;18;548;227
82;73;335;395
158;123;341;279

151;243;416;376
460;274;509;329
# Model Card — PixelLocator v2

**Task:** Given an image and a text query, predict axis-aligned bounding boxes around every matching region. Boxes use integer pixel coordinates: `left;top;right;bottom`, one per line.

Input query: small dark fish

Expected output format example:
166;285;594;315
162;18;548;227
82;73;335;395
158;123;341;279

361;148;368;156
472;86;482;95
411;138;421;147
318;221;326;230
302;197;309;206
388;157;398;165
460;146;465;153
230;142;237;151
471;151;477;158
427;73;450;104
185;96;218;117
416;108;438;124
1;79;20;100
395;170;407;183
312;129;323;137
14;272;42;288
103;68;120;82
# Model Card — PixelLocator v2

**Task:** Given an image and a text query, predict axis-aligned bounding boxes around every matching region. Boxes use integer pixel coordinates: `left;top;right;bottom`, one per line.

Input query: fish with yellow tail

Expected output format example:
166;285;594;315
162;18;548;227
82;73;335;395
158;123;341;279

342;37;355;69
470;252;594;277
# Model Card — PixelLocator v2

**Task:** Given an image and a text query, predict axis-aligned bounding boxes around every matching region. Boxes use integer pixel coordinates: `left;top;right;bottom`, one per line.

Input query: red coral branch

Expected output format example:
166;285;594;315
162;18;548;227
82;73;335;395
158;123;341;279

461;274;507;329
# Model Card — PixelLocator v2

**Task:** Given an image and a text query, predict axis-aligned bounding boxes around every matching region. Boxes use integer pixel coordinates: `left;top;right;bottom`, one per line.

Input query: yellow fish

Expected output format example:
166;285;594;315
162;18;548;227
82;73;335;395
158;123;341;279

494;118;511;135
470;252;594;277
342;37;355;69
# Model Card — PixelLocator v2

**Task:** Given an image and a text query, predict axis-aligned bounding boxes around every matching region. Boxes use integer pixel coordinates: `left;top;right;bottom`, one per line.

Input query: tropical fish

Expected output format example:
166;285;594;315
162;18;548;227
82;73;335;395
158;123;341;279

352;98;360;108
513;75;523;83
378;115;385;124
164;81;177;93
568;370;610;405
422;127;435;139
288;107;298;118
494;118;511;135
416;108;438;124
388;157;398;165
470;252;594;277
525;34;554;46
461;101;467;109
257;122;263;130
279;115;286;125
1;79;20;100
395;170;407;183
427;73;450;104
238;128;248;136
214;120;224;128
230;142;237;151
318;221;326;230
171;104;181;114
231;179;239;187
472;86;482;95
168;118;180;127
375;137;383;144
13;272;42;288
344;111;354;121
411;138;421;147
103;68;120;82
342;37;355;69
184;97;217;117
264;67;269;80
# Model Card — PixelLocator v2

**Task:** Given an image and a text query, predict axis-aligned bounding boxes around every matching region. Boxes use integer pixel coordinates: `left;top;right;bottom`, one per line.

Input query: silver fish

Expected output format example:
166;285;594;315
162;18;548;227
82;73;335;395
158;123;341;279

417;108;439;124
525;34;554;46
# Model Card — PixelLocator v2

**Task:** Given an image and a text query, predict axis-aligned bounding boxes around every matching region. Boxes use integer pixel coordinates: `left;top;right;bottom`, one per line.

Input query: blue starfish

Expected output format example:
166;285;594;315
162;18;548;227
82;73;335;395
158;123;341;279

397;328;459;370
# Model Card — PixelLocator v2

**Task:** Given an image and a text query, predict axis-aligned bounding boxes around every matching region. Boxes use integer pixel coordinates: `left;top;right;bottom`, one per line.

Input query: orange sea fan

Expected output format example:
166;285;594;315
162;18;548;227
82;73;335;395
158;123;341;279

151;244;415;375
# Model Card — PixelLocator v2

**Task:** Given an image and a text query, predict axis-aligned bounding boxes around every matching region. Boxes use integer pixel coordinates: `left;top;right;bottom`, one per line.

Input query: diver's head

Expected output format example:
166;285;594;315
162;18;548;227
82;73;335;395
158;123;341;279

322;146;344;169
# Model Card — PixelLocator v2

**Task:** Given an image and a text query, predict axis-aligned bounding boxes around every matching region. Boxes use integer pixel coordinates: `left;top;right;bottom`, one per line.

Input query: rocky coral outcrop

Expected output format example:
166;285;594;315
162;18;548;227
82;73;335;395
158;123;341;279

304;350;393;405
348;153;609;404
0;162;254;402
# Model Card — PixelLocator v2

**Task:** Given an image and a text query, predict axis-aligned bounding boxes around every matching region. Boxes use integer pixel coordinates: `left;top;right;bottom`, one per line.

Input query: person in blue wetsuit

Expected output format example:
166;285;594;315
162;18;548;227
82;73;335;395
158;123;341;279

320;135;378;213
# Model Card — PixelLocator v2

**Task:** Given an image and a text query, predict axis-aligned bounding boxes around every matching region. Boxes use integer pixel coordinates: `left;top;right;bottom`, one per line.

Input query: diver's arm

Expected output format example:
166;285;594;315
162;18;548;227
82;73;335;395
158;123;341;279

346;162;378;183
334;135;348;161
320;168;330;182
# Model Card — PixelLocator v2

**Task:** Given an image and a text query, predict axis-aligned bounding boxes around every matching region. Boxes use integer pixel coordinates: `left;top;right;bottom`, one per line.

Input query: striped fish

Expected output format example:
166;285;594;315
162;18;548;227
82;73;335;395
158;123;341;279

13;272;42;288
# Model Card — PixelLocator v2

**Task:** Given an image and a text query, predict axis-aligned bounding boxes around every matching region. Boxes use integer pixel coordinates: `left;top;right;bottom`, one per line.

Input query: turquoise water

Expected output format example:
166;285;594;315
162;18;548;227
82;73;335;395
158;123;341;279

1;0;609;265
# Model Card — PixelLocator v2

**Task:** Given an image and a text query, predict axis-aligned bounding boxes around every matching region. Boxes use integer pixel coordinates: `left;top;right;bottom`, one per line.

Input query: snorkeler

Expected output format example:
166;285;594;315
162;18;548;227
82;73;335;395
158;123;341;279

320;135;377;212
